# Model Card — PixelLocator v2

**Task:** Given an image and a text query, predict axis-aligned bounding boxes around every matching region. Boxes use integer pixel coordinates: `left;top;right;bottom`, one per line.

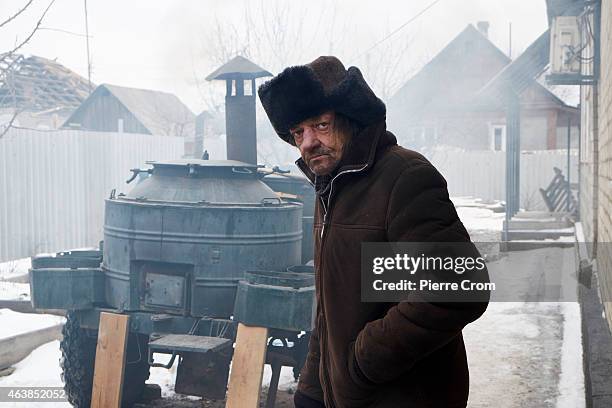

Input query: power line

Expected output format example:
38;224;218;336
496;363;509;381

39;26;92;38
352;0;443;61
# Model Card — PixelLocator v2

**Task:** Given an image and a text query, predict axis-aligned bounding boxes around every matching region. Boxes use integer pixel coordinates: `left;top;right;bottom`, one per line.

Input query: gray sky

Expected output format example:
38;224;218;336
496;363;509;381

0;0;549;112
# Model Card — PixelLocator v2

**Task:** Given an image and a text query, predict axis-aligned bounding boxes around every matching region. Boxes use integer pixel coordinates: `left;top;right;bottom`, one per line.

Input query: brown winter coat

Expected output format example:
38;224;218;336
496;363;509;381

295;120;489;408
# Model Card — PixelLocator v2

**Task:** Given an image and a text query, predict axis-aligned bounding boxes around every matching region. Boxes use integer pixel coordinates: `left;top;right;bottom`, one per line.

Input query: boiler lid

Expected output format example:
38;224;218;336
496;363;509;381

148;159;258;170
122;159;283;205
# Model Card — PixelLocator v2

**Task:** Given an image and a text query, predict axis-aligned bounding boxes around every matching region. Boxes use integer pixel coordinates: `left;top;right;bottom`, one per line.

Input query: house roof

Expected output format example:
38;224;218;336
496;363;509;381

65;84;195;136
205;56;272;81
0;54;91;112
474;30;552;107
388;24;511;121
389;24;577;123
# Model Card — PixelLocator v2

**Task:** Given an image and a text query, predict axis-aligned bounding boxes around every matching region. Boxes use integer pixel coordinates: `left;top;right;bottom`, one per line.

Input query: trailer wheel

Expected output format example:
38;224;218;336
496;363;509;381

60;312;151;407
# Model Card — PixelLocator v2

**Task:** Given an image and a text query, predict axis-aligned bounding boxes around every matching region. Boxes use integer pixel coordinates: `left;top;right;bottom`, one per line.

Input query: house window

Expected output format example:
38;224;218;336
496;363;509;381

490;125;506;151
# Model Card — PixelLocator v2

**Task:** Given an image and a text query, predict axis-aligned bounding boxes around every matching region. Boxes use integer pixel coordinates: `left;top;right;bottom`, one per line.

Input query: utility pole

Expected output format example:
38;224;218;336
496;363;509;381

84;0;92;94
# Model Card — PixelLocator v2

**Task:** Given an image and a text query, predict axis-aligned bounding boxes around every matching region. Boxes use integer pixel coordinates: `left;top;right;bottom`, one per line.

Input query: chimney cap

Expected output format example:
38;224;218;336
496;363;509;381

477;21;490;37
206;56;272;81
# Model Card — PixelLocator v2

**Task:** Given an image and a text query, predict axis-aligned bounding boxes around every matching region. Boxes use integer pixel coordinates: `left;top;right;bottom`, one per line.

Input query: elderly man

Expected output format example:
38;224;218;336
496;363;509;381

258;56;488;408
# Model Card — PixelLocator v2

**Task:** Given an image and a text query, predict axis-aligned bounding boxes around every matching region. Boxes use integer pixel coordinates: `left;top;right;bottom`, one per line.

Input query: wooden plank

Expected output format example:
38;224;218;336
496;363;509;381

149;334;232;354
226;323;269;408
91;312;130;408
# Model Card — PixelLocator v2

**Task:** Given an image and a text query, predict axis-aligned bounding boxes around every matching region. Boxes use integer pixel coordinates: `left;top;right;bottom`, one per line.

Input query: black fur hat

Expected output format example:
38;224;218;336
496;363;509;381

258;56;386;145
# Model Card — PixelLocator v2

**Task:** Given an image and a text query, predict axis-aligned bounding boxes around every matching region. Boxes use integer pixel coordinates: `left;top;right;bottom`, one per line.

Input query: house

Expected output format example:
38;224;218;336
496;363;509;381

0;54;91;129
546;0;612;403
63;84;195;138
388;23;580;151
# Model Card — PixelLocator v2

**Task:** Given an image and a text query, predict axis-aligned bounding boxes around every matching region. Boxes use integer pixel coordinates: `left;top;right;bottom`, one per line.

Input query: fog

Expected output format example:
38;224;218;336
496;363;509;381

0;0;548;111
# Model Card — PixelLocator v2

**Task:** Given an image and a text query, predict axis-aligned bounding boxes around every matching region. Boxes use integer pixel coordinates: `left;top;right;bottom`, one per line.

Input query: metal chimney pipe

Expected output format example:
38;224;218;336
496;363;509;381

205;56;272;165
224;78;257;164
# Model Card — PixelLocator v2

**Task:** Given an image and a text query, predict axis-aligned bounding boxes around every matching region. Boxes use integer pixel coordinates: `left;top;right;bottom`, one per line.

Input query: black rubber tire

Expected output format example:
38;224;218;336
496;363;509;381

60;312;151;408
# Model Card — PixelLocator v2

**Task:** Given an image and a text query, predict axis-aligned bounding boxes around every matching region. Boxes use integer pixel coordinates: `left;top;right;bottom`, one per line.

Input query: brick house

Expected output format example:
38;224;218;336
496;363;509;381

558;0;612;316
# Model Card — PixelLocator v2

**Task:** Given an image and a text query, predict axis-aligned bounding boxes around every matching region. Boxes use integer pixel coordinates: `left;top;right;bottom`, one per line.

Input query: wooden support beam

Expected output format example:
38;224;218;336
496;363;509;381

226;323;269;408
91;312;130;408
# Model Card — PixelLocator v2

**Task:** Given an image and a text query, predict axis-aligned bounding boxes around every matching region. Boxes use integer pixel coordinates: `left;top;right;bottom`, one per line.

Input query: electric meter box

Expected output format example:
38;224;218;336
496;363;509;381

550;16;582;74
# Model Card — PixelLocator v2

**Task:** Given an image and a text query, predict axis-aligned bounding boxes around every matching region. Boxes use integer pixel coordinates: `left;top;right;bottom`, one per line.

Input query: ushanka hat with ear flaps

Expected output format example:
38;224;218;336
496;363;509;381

257;56;386;145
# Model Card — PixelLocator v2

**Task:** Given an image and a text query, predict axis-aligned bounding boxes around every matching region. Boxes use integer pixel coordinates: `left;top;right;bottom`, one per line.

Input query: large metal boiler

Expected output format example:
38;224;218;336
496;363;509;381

103;159;302;317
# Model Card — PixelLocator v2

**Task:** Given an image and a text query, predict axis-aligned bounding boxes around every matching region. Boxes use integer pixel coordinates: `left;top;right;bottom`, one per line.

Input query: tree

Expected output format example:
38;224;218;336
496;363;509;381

0;0;57;138
192;0;419;165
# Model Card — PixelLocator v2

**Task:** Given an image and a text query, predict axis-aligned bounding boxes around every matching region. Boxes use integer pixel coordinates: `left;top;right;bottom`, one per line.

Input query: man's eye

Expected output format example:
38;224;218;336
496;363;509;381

316;122;329;130
291;130;303;141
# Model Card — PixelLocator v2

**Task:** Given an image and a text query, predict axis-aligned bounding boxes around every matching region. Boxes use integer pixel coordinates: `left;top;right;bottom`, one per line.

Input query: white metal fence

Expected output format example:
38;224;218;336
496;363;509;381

0;129;184;263
428;149;579;211
0;131;577;263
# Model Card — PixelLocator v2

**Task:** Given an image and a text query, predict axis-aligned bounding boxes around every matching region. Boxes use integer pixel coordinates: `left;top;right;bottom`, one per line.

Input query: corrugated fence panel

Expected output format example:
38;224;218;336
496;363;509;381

1;133;575;263
0;129;184;263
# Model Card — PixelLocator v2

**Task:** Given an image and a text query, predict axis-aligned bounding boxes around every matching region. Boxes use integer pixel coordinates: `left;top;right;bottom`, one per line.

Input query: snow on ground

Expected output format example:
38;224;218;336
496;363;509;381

452;196;504;233
556;302;585;408
0;340;70;408
464;246;585;408
148;354;180;399
513;236;576;243
0;309;64;340
0;281;29;301
262;365;298;393
465;300;584;408
0;257;30;280
465;302;563;408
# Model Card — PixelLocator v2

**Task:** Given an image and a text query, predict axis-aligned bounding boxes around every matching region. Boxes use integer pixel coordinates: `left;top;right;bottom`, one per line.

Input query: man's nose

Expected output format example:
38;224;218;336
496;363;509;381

300;128;320;152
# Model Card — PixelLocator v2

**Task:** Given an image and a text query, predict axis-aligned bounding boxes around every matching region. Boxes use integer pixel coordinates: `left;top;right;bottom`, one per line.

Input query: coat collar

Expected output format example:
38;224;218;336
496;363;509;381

295;120;396;185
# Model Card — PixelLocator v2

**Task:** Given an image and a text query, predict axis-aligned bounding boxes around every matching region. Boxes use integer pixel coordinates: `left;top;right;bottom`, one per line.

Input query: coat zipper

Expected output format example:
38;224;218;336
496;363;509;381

317;164;368;408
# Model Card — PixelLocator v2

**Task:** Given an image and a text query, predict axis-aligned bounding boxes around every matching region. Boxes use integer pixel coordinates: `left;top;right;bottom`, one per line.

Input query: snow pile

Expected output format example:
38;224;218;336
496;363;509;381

451;196;504;233
0;309;64;340
0;341;69;408
0;258;31;280
0;282;30;301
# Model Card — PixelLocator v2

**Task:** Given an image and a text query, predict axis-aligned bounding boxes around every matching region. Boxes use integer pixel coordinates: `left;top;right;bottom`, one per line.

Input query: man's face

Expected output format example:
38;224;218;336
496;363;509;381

289;111;347;176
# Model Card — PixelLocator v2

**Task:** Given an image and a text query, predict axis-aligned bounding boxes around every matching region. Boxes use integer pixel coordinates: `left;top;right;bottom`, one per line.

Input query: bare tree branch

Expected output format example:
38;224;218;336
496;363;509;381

4;0;56;59
191;0;422;164
0;108;22;138
0;0;57;136
0;0;35;30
